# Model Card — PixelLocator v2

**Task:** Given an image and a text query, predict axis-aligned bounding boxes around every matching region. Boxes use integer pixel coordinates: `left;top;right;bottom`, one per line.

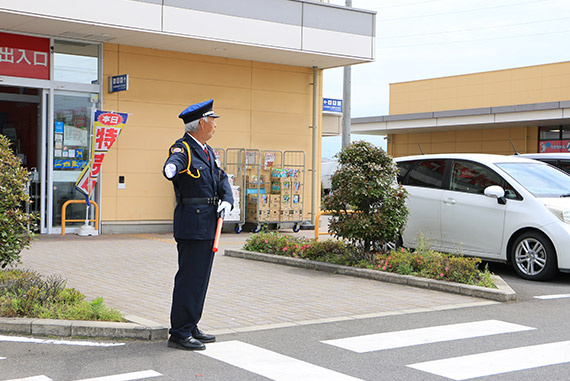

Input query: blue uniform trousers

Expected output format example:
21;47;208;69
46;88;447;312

169;238;215;339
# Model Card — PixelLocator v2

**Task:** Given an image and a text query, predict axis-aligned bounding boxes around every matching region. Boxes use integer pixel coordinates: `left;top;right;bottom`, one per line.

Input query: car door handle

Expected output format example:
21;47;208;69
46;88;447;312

443;198;456;205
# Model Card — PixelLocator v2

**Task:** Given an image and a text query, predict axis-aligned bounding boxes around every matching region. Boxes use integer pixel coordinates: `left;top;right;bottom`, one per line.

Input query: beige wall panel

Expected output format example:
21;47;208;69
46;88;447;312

102;146;118;172
407;132;431;144
119;52;253;89
482;127;510;141
431;141;455;153
407;143;428;155
117;148;165;174
116;196;173;220
481;140;511;153
509;128;527;140
251;90;311;115
390;61;570;114
431;130;455;143
456;141;482;153
456;129;482;142
120;78;252;110
252;67;312;93
101;196;117;221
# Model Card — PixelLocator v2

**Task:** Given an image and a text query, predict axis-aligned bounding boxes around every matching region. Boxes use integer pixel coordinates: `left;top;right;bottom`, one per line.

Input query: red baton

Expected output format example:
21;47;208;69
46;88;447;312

212;217;224;252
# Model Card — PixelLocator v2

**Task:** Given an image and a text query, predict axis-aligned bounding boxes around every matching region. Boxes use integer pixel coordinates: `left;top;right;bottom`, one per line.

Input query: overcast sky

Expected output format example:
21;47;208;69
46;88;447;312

322;0;570;158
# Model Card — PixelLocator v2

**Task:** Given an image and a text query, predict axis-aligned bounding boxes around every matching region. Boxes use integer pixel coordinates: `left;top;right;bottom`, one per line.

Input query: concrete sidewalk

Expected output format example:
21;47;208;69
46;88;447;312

11;228;497;339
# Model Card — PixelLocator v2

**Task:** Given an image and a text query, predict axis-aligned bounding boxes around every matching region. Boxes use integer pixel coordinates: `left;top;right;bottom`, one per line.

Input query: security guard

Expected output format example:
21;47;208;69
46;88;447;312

163;99;233;350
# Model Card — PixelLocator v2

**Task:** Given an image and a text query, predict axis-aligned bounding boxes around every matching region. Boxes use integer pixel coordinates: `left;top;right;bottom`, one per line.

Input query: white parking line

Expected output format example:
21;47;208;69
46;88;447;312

4;376;52;381
408;340;570;380
0;335;124;347
321;320;535;353
74;370;162;381
199;340;363;380
534;293;570;300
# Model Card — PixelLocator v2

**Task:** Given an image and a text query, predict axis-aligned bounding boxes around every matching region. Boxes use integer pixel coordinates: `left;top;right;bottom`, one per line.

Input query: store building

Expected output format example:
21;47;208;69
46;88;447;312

0;0;375;234
352;61;570;158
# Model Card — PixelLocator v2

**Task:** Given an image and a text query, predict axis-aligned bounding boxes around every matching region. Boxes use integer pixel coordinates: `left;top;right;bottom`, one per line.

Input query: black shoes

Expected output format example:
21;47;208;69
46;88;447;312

192;328;216;343
167;335;205;351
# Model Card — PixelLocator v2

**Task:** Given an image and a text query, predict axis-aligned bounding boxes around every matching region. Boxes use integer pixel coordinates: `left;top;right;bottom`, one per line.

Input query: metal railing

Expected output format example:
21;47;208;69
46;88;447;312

314;209;355;241
61;200;99;235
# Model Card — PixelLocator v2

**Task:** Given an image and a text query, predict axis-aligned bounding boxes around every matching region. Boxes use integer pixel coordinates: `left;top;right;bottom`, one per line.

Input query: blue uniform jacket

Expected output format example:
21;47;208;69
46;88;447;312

163;134;233;240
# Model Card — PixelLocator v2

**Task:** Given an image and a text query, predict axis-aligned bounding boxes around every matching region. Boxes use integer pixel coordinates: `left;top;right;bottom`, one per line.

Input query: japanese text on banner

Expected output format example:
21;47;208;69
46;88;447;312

75;111;128;205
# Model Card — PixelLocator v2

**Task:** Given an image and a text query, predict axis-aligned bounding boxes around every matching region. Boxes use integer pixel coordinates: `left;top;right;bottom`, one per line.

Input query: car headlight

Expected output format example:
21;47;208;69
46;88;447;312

547;205;570;224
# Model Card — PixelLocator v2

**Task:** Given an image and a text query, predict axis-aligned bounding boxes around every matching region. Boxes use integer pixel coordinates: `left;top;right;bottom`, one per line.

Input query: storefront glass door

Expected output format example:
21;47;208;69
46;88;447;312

49;91;99;232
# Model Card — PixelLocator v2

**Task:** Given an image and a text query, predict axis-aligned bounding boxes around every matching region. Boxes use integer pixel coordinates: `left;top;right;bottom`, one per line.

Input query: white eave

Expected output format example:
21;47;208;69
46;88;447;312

0;0;375;69
352;101;570;135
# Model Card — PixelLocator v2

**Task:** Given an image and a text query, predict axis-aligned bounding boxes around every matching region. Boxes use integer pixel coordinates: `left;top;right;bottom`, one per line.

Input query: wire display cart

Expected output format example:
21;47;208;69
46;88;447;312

223;148;246;233
282;150;305;232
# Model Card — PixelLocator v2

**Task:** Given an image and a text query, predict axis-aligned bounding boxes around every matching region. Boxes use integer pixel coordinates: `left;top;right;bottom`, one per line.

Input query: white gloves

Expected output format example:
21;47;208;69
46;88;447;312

164;164;177;179
217;201;232;218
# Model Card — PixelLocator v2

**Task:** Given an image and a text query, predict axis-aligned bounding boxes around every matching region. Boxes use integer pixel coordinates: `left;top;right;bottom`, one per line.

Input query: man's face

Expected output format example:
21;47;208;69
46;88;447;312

198;116;216;143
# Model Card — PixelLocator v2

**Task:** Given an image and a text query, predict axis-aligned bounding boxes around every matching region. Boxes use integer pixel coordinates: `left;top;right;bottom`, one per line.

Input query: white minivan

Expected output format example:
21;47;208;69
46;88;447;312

395;153;570;280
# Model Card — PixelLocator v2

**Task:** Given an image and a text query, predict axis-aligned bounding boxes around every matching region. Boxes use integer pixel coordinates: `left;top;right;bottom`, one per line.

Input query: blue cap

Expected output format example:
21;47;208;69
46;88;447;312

178;99;220;124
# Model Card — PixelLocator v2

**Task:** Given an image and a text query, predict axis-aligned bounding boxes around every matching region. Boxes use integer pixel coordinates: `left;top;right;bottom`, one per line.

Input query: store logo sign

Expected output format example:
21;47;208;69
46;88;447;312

0;32;50;80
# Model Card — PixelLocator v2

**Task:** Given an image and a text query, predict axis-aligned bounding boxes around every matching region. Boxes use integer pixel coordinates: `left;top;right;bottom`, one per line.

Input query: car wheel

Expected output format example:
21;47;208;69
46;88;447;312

511;231;558;281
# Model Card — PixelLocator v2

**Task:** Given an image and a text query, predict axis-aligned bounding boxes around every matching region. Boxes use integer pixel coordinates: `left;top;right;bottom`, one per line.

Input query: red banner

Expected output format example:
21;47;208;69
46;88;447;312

0;32;50;80
75;111;128;205
539;140;570;153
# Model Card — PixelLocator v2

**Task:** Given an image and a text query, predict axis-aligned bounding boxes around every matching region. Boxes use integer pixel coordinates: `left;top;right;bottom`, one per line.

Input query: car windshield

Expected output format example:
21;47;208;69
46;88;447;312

496;162;570;197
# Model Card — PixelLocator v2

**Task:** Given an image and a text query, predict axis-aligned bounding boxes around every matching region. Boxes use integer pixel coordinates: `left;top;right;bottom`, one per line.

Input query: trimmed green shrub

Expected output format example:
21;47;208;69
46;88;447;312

0;135;36;268
323;141;408;261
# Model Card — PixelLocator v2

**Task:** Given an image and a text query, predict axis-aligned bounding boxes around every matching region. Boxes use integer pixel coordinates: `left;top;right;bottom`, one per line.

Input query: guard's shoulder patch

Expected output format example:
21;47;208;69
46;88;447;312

171;146;184;154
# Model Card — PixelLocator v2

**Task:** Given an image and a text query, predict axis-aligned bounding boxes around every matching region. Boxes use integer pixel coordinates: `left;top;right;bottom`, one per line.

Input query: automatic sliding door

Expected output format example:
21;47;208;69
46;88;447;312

50;91;99;232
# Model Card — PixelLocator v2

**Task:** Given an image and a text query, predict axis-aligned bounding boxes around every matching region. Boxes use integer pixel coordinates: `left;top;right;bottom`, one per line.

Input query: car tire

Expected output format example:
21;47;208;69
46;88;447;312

510;231;558;281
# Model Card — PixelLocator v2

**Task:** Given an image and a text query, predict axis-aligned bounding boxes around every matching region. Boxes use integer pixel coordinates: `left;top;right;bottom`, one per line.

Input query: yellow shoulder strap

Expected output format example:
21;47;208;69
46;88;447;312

179;141;200;178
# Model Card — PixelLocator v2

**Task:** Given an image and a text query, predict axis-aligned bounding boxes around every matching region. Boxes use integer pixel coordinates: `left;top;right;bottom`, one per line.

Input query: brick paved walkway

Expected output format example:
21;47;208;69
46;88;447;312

19;230;493;334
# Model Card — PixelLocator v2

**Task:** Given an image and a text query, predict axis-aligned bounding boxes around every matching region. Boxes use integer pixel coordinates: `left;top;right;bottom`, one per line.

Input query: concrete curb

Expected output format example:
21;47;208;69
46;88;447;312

0;314;168;341
224;249;517;303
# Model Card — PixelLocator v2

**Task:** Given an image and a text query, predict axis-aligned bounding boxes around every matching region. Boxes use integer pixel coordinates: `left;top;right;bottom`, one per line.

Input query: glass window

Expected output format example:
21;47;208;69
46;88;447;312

397;160;416;183
562;126;570;140
450;160;502;194
53;40;99;84
52;92;99;228
406;159;447;188
497;162;570;198
539;126;561;140
558;160;570;175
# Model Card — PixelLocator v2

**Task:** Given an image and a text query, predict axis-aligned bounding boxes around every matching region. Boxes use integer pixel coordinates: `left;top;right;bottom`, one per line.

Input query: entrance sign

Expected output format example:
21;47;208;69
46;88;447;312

323;98;342;113
109;74;129;93
75;111;128;205
0;32;50;80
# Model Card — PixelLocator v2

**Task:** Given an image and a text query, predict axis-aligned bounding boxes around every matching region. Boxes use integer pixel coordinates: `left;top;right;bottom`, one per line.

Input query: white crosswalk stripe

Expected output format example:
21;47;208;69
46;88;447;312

73;370;162;381
408;340;570;380
534;293;570;299
4;376;52;381
321;319;535;353
199;340;363;380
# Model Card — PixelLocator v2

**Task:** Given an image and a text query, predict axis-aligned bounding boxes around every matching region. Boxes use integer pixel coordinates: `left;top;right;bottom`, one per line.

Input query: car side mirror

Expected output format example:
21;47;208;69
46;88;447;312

484;185;506;205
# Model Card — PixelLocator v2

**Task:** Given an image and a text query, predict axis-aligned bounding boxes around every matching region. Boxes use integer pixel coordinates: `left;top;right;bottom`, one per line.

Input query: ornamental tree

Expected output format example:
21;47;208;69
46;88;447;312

0;135;36;268
323;141;408;261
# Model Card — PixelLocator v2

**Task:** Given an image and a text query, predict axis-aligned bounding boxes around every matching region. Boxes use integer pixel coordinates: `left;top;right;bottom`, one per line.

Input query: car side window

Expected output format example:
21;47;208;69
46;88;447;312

450;160;501;194
558;160;570;175
397;160;416;183
450;160;519;199
406;159;447;188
